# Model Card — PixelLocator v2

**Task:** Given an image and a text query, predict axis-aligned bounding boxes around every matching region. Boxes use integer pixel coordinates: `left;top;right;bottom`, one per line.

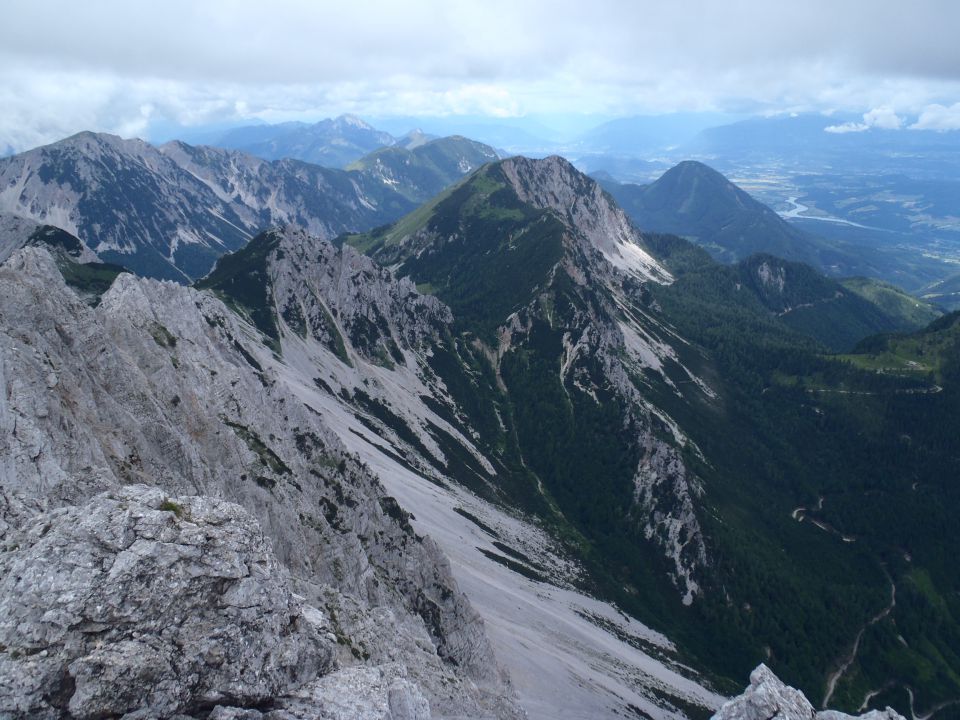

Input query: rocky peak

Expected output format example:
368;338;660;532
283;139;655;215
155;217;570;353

498;155;672;283
714;665;904;720
199;225;451;364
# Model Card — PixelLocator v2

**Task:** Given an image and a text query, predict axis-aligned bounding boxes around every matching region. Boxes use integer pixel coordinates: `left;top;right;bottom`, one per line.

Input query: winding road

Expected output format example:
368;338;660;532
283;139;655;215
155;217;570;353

822;573;897;709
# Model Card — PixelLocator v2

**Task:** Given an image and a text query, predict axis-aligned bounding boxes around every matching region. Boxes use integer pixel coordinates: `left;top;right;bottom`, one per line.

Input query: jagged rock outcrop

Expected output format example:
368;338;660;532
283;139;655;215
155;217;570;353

713;665;904;720
0;246;522;718
0;211;99;264
0;485;334;719
263;225;452;363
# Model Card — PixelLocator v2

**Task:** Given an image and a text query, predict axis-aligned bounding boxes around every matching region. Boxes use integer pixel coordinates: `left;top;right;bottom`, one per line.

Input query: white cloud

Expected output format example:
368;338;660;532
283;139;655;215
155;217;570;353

863;106;904;129
2;0;960;151
824;122;870;134
825;105;904;133
910;102;960;130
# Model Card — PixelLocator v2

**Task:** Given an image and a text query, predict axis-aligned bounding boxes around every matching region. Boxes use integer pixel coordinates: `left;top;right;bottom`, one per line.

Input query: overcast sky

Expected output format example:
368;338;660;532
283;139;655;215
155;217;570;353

3;0;960;152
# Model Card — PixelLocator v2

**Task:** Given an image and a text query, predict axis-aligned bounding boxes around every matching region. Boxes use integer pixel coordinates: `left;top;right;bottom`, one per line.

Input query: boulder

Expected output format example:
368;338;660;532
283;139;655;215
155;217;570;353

0;485;334;719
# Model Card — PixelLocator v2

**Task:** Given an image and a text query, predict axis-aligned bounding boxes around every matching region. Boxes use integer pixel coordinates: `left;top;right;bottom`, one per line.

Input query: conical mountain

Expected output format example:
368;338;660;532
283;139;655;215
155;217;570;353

599;160;860;272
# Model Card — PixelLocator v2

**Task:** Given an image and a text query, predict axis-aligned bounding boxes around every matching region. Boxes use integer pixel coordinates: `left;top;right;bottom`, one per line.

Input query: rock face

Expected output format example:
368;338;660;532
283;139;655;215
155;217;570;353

0;485;333;719
499;155;672;283
713;665;905;720
0;246;522;718
244;225;452;364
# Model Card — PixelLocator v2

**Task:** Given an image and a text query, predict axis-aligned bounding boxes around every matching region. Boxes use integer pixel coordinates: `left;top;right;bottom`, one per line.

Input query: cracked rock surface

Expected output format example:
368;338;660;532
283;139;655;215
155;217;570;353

0;485;333;719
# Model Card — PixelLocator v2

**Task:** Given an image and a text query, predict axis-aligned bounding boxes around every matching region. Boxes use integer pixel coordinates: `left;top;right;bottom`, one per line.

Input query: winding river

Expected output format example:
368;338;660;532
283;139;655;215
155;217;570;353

779;196;873;229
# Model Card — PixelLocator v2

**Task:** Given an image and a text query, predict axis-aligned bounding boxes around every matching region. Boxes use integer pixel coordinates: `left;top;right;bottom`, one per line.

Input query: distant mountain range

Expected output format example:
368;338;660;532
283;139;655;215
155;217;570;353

214;114;396;167
0;131;499;281
346;135;499;203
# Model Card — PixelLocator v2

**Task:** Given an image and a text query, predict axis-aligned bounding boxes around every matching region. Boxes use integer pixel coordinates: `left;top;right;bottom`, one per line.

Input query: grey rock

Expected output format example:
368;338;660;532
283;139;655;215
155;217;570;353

0;485;333;719
264;225;451;364
0;246;522;718
713;665;905;720
0;132;416;281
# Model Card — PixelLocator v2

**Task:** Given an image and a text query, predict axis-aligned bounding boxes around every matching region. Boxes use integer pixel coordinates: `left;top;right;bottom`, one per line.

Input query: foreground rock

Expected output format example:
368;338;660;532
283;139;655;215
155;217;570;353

713;665;904;720
0;485;333;719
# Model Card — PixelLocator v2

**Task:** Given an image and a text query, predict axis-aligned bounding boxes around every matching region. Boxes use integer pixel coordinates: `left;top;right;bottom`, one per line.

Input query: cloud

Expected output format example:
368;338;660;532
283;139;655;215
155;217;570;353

910;102;960;130
2;0;960;151
824;106;904;133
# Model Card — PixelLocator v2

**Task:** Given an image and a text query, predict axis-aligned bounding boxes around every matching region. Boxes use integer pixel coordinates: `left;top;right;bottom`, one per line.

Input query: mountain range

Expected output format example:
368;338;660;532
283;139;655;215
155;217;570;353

214;114;397;167
1;131;958;720
0;131;498;281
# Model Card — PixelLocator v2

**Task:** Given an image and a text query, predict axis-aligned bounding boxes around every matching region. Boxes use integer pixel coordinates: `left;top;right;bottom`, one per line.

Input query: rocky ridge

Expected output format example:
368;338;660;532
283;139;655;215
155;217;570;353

0;245;522;718
0;132;417;281
0;211;99;265
368;155;712;602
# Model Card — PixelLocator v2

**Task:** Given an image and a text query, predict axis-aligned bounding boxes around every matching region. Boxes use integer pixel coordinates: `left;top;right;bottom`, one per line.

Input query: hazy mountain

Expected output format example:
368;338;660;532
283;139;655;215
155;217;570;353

214;113;396;167
573;154;668;183
346;135;500;203
685;113;960;166
367;114;561;154
576;112;741;156
393;128;437;149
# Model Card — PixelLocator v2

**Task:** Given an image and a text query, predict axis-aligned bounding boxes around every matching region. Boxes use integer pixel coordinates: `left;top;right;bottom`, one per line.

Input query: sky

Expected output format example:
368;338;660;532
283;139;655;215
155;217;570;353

3;0;960;152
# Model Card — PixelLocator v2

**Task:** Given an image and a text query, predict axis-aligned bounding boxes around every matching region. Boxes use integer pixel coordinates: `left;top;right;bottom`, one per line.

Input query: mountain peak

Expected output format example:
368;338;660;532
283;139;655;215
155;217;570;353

647;159;755;209
602;159;858;270
497;155;672;283
332;113;375;130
